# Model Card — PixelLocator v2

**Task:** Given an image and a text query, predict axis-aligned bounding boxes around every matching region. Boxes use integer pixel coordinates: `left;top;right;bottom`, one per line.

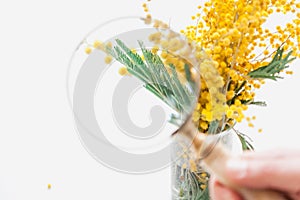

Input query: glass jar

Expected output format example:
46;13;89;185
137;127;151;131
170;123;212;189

171;128;242;200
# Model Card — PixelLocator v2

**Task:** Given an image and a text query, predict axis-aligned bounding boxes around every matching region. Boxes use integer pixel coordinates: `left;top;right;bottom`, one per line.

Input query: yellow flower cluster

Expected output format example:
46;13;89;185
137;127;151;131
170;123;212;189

142;9;227;129
84;0;299;133
85;40;113;65
148;30;227;127
181;0;300;131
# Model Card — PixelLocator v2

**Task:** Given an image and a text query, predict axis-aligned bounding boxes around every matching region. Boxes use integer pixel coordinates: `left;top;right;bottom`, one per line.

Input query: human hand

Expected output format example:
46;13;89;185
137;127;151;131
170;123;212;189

209;149;300;200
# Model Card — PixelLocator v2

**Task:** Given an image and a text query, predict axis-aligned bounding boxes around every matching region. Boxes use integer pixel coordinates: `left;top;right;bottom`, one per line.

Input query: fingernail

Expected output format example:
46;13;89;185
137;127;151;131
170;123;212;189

226;158;248;179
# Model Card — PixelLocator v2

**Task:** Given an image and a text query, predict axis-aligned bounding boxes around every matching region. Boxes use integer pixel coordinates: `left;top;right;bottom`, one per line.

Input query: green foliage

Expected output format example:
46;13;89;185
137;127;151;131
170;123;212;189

248;101;267;107
240;100;267;107
175;169;210;200
107;39;197;118
248;47;296;80
236;131;255;151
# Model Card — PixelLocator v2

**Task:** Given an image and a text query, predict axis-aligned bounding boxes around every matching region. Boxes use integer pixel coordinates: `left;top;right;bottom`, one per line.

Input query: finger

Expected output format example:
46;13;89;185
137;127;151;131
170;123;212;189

225;157;300;193
241;149;300;160
209;177;243;200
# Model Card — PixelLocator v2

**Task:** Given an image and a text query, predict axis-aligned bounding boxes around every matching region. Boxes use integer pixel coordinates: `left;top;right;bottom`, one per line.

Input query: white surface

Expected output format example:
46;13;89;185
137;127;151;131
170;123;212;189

0;0;300;200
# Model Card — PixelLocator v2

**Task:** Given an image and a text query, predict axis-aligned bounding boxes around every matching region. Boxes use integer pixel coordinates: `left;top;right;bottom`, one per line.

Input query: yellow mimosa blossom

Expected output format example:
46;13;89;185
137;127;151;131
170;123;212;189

180;0;300;132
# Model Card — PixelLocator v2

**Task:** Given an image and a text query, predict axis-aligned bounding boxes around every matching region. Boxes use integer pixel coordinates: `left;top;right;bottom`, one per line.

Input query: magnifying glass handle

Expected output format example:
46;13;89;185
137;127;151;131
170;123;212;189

201;142;289;200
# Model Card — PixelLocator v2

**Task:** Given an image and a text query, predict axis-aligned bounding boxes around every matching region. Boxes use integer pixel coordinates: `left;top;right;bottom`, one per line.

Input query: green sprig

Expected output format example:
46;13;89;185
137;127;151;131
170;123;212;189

106;40;197;118
248;47;296;80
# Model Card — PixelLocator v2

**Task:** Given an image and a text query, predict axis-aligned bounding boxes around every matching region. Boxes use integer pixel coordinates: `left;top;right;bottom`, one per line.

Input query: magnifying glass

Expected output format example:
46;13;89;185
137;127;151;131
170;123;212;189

68;16;286;199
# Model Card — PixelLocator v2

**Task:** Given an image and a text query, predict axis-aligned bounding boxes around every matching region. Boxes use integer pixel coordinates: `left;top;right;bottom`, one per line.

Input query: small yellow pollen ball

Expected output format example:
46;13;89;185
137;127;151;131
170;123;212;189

200;121;208;130
85;47;92;54
105;56;113;64
200;184;207;190
93;40;102;49
118;67;128;76
222;38;231;47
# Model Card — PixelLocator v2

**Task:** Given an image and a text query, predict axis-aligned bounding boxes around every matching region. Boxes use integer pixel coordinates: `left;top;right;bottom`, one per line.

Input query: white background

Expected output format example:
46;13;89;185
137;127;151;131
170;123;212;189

0;0;300;199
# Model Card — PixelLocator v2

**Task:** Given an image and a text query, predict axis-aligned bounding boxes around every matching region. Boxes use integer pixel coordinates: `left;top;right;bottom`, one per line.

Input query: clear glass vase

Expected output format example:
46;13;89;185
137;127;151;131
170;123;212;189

171;129;242;200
